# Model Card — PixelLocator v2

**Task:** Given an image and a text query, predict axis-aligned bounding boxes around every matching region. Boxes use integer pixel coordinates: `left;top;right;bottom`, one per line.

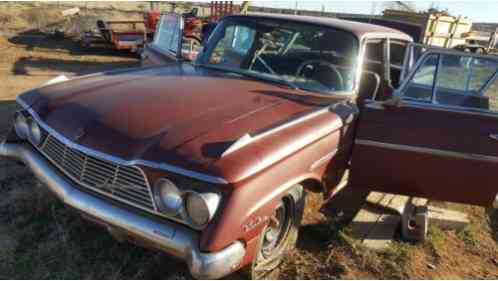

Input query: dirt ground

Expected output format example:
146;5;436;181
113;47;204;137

0;3;497;280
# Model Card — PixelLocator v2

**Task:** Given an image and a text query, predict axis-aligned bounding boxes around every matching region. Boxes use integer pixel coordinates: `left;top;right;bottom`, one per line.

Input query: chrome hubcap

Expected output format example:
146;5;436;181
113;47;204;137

261;202;290;258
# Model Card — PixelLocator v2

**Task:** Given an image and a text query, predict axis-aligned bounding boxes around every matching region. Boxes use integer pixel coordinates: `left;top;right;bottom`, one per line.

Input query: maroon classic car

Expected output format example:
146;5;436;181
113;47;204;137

1;14;498;279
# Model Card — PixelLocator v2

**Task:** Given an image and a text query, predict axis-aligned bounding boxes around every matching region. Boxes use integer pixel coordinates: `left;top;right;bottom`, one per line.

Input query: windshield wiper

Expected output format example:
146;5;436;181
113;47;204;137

199;63;300;90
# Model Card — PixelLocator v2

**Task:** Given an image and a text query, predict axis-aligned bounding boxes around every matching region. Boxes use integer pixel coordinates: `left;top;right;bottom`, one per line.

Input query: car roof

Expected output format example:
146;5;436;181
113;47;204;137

226;13;413;41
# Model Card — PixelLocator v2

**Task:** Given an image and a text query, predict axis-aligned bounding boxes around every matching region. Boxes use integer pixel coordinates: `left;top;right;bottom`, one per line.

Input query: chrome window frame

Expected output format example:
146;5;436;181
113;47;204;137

395;43;498;116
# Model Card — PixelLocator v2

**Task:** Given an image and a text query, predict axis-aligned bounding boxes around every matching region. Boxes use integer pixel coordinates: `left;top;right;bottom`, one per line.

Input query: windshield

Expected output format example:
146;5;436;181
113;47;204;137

199;17;359;94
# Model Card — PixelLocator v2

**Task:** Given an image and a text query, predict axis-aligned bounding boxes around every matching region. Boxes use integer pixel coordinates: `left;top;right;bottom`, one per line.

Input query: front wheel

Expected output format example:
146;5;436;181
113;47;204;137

250;185;305;279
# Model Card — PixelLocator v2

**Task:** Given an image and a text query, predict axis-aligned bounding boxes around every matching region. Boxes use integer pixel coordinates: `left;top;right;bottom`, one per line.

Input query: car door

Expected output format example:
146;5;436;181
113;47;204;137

350;44;498;207
141;13;184;66
142;13;205;66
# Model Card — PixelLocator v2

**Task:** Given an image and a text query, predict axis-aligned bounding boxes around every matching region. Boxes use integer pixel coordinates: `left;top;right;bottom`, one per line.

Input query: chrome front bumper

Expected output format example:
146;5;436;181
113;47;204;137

0;142;245;279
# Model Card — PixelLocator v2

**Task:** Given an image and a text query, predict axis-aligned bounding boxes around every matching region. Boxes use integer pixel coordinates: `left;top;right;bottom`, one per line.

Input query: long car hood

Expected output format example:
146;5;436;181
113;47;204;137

18;64;331;180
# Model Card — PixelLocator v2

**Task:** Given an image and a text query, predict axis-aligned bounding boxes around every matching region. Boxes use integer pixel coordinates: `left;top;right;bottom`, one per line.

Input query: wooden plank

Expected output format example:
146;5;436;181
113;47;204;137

350;194;385;241
428;206;469;231
366;192;411;215
352;192;468;246
362;212;400;250
352;192;405;250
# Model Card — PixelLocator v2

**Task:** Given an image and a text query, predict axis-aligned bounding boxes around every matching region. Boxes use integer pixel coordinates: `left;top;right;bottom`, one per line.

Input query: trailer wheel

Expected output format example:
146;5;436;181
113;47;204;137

249;185;305;279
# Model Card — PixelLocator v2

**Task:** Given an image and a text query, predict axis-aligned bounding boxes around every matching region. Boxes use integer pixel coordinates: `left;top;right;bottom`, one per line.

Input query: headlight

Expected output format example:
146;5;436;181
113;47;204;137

154;179;183;216
27;119;42;145
185;191;221;228
14;112;29;139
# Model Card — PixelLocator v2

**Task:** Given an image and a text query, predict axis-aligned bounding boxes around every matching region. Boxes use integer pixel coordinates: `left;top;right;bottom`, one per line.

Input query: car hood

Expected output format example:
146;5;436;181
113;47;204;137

19;64;326;181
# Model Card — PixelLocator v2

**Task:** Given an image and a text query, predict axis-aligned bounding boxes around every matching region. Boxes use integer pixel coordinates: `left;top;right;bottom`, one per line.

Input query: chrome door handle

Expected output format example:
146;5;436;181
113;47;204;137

490;134;498;141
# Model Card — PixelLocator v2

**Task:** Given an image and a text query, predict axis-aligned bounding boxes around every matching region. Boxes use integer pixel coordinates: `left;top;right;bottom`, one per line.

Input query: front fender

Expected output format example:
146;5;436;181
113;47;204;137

199;126;345;252
199;103;357;268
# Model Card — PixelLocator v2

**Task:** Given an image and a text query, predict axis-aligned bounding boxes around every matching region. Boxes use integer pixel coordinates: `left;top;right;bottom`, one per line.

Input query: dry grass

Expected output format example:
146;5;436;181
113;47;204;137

0;166;189;279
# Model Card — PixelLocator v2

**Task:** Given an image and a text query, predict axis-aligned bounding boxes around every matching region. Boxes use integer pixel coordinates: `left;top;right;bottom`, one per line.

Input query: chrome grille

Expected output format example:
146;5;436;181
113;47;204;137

39;134;156;212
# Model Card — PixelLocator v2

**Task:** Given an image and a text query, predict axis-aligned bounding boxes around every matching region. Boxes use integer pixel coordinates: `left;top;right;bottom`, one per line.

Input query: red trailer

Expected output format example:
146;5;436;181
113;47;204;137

141;1;250;64
82;11;161;53
82;2;249;55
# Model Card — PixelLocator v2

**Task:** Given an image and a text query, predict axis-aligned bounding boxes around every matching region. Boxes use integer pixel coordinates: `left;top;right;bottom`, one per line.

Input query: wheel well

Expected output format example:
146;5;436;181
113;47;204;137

300;178;324;193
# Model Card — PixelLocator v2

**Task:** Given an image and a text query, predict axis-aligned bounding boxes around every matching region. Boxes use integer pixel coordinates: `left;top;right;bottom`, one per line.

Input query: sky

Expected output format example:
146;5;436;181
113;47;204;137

248;1;498;23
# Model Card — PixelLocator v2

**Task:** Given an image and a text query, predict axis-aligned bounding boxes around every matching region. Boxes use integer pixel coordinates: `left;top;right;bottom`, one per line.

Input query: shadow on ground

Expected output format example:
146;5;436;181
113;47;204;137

0;100;19;139
294;185;368;252
6;32;140;76
12;56;139;76
9;31;138;58
488;208;498;243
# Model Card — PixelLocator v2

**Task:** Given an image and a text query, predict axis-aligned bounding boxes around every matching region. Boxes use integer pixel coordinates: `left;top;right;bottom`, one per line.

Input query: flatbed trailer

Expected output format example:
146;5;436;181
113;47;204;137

82;11;160;54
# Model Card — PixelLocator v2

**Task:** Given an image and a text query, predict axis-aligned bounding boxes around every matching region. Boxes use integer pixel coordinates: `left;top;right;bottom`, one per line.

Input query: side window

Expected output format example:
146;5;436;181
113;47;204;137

389;40;407;88
231;26;255;54
435;54;497;109
364;40;384;76
390;42;407;68
402;52;498;112
209;24;255;67
403;54;438;102
364;41;383;64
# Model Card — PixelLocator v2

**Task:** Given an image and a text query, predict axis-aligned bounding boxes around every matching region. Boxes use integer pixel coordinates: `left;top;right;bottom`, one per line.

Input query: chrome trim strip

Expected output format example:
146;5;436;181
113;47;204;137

494;194;498;209
222;106;331;157
256;106;330;135
310;149;338;171
365;99;498;120
43;75;69;86
401;100;498;119
0;142;245;279
355;139;498;163
221;133;253;157
236;117;343;181
16;97;229;185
